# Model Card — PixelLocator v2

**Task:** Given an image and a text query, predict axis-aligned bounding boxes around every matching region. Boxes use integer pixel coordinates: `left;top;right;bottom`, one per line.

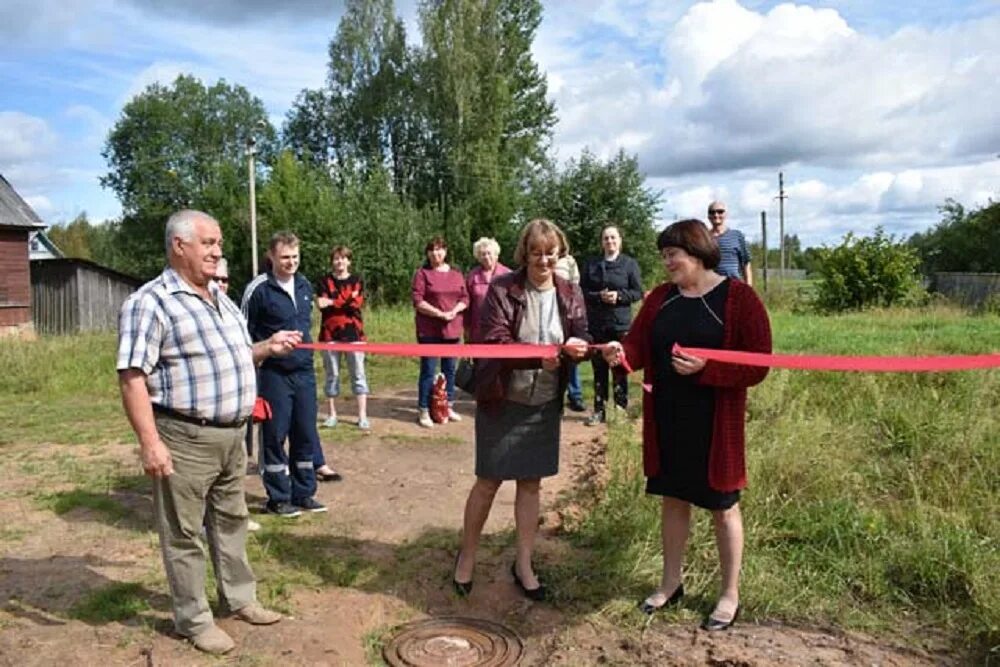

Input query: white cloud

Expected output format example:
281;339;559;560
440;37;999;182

24;194;54;217
0;112;57;164
118;61;206;107
664;0;763;100
545;1;1000;179
651;158;999;246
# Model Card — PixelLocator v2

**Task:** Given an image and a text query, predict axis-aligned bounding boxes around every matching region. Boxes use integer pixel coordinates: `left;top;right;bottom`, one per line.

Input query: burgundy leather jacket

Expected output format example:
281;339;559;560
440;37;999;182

474;268;592;411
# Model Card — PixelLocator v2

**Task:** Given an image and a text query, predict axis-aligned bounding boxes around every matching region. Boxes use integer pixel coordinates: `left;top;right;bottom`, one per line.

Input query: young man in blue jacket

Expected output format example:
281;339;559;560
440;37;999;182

242;232;328;516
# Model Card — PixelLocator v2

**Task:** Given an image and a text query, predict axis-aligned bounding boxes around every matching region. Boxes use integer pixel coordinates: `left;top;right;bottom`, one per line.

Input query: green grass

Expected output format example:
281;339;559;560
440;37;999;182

555;305;1000;661
2;303;998;660
69;582;151;623
38;488;131;520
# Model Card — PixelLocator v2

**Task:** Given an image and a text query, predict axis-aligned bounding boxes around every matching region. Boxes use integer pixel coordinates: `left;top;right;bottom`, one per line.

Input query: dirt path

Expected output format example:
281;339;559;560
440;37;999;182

0;389;953;666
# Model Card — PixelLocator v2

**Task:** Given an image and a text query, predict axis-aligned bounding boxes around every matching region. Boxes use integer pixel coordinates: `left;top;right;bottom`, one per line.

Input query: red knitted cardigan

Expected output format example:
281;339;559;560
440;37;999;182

619;279;772;492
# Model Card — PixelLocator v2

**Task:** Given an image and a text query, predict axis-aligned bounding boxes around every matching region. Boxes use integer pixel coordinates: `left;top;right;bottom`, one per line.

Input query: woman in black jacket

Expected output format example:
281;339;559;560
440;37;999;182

580;224;644;425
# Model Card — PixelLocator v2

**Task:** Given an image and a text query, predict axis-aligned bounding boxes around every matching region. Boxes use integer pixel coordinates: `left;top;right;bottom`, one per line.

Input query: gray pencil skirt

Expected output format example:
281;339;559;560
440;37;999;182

475;398;562;480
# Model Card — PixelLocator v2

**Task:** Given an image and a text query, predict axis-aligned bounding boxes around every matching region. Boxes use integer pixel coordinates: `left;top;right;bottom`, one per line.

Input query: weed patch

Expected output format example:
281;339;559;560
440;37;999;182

69;582;150;623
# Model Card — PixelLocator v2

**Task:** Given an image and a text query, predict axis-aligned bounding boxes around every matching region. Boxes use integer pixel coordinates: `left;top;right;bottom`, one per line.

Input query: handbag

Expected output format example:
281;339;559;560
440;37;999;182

455;358;476;394
429;373;450;424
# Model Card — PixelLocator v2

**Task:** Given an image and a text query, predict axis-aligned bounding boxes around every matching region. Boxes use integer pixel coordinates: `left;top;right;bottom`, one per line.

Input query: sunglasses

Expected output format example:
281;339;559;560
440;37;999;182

709;209;726;215
216;277;229;283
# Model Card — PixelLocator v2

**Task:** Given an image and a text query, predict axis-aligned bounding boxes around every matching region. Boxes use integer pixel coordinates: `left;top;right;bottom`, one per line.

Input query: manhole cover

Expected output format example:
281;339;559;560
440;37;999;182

383;616;524;666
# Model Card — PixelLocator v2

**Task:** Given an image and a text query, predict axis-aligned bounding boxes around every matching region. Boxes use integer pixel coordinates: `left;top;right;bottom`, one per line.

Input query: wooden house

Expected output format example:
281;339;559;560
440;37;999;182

0;174;46;337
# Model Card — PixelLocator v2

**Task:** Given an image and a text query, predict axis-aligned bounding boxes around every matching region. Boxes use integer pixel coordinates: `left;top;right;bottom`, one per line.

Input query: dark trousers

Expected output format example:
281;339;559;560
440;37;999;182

591;329;628;413
257;367;318;504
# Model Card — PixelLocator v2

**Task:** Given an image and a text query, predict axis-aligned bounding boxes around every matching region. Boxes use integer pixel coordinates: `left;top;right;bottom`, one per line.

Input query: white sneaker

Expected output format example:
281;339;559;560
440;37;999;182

447;407;462;422
247;519;261;532
322;416;338;428
418;409;434;428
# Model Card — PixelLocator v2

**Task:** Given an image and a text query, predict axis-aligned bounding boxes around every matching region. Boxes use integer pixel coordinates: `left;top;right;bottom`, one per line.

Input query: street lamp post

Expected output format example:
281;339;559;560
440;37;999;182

246;134;259;276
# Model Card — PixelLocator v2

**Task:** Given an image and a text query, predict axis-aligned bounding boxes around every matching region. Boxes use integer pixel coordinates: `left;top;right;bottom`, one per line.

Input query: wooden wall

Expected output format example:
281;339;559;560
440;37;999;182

31;260;139;334
0;229;31;329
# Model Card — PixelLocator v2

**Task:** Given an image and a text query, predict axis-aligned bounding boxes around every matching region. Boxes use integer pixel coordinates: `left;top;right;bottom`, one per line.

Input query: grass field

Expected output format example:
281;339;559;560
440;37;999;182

1;302;997;661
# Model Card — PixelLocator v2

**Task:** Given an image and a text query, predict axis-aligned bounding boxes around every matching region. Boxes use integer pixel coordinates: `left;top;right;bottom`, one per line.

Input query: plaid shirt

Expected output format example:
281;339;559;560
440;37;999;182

117;267;257;423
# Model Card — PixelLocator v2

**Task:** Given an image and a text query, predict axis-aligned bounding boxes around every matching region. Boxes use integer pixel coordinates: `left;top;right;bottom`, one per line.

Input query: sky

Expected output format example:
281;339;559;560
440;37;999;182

2;0;999;247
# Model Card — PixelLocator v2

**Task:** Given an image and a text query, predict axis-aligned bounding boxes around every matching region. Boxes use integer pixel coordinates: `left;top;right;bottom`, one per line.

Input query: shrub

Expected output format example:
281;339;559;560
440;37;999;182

814;228;924;311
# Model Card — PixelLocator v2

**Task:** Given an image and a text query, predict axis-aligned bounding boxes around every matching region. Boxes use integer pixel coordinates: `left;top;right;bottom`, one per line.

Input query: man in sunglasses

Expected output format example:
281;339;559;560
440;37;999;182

707;201;753;287
214;257;231;294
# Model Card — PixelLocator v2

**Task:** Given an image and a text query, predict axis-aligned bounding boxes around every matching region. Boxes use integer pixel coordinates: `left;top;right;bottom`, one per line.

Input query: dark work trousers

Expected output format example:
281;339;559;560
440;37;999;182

591;329;629;414
257;367;318;504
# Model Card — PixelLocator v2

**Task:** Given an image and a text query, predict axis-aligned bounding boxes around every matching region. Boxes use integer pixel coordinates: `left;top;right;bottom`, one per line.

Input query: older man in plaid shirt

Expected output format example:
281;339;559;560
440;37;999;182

117;209;301;655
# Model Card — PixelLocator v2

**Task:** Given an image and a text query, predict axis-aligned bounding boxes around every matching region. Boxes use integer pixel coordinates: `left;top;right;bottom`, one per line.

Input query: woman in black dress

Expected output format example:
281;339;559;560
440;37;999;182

604;220;771;631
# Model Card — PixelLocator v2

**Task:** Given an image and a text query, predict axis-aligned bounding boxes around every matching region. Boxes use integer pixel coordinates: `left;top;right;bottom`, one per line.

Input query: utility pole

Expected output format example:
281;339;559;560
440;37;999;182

760;210;768;292
777;171;787;283
246;134;259;276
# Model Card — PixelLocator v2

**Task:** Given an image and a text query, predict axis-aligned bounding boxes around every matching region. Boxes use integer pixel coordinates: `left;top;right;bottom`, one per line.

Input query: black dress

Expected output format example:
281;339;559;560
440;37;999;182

645;279;740;510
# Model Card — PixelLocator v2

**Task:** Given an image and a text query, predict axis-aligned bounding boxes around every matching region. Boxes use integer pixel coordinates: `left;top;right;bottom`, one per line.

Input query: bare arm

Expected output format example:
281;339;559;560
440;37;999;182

744;261;754;287
118;369;173;478
416;300;452;320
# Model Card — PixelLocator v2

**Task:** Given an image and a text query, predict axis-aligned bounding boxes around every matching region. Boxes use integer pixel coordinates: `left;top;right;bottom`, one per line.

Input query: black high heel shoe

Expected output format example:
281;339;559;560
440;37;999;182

638;584;684;615
511;562;546;601
452;552;473;597
701;605;740;631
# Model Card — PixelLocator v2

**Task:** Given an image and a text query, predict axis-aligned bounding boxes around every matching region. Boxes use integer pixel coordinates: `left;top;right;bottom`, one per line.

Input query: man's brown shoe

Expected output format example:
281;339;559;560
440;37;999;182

189;625;235;654
233;603;282;625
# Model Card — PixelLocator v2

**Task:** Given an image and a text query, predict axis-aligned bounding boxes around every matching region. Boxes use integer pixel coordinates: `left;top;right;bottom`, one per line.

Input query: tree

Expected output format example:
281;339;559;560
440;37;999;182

525;149;662;280
284;0;422;197
417;0;556;261
101;74;275;279
909;199;1000;274
256;151;433;304
750;234;806;272
814;228;923;311
47;213;94;259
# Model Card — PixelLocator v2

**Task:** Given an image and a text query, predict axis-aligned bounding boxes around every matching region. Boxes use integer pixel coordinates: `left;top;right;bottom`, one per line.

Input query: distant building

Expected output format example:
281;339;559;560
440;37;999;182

0;174;46;337
31;258;142;334
29;231;63;260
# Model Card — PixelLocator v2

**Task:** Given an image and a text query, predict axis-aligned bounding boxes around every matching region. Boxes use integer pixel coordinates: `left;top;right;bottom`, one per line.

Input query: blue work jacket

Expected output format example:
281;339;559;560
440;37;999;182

242;272;315;373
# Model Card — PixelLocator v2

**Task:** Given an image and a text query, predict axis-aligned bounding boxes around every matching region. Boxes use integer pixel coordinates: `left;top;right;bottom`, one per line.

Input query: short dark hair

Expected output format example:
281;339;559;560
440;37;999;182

269;231;300;251
657;219;720;270
330;245;352;261
424;236;448;253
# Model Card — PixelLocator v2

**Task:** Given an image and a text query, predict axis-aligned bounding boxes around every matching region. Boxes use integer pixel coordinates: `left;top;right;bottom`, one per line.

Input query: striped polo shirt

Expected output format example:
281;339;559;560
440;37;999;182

715;228;751;280
117;267;257;423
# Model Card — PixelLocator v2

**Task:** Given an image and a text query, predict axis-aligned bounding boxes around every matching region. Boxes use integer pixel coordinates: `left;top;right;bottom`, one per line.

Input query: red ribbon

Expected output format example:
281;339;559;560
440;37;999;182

674;344;1000;373
298;341;562;358
299;341;1000;373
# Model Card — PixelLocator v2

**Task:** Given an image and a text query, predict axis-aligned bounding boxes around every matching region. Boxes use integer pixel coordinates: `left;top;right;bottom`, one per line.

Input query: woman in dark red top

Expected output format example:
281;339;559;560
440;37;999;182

412;237;469;428
316;245;370;433
604;219;771;631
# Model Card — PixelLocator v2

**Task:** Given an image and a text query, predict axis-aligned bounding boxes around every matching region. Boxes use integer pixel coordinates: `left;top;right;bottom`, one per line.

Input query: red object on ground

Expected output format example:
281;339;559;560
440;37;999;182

429;373;449;424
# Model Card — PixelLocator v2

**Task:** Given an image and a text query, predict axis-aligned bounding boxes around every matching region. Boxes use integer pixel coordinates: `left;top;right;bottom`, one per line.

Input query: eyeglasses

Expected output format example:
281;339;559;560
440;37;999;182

709;209;726;215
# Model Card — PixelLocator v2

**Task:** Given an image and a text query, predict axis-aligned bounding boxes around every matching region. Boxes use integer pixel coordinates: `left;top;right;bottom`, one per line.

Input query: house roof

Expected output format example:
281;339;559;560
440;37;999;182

0;173;46;229
29;231;64;259
31;257;143;287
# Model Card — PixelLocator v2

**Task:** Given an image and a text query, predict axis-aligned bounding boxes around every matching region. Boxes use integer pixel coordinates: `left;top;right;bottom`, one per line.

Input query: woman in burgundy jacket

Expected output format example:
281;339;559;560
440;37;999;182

604;219;771;631
452;219;590;601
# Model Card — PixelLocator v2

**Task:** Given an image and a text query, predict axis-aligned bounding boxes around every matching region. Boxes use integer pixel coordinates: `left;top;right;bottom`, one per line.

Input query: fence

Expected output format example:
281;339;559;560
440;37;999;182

931;273;1000;307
